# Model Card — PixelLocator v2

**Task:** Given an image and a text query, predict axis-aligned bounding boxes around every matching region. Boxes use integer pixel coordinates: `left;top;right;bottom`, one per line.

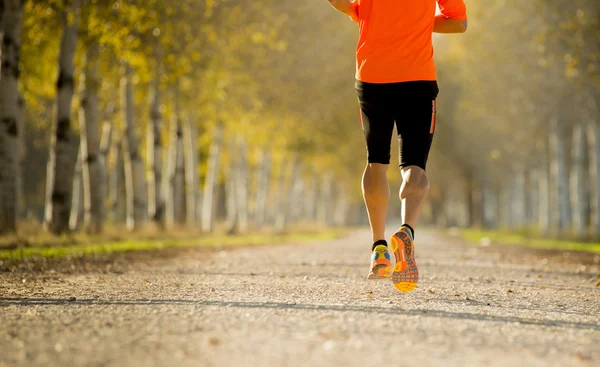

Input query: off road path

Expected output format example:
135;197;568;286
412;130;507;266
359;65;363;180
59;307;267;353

1;228;599;367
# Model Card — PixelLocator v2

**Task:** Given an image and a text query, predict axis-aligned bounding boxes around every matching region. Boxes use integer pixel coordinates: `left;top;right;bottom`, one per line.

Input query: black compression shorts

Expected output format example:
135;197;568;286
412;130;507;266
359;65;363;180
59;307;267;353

356;80;439;170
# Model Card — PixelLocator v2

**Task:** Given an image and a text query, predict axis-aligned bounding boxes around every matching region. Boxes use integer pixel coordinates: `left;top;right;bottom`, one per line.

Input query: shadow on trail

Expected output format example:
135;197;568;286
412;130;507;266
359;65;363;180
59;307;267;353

1;297;598;331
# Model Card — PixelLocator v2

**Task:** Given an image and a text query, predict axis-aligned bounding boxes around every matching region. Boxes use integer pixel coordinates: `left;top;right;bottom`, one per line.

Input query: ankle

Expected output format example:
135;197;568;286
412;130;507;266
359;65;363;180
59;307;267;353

371;239;388;251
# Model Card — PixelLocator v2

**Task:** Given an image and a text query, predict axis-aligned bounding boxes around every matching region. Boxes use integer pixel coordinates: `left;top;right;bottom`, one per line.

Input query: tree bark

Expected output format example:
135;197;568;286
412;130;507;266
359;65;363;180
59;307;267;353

121;62;147;231
44;0;81;234
236;137;249;233
183;113;198;225
201;123;224;233
79;42;103;233
303;173;317;223
108;132;125;223
333;184;349;227
254;149;271;228
147;73;164;225
275;158;300;232
570;123;589;235
69;150;83;231
550;117;572;233
225;139;238;234
588;122;600;235
316;173;333;226
98;107;112;227
16;93;25;219
0;0;23;234
511;169;526;229
165;96;185;227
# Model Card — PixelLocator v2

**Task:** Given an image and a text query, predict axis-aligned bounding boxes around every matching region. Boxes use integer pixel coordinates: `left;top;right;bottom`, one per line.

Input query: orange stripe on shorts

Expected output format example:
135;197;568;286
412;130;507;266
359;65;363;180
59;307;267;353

430;100;437;134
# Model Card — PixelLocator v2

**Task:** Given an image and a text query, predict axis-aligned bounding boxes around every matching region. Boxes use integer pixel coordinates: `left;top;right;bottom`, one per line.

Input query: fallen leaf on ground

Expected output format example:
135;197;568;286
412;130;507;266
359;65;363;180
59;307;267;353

428;290;435;294
595;277;600;287
507;290;514;293
540;286;547;289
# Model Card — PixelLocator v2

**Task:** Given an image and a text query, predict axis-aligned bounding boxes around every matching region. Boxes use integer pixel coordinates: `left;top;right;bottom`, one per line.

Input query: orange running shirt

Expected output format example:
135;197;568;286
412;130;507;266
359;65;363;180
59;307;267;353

351;0;467;83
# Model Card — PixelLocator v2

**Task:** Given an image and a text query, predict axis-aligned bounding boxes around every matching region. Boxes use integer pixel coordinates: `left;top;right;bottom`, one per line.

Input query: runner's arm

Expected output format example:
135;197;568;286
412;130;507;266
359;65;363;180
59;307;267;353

435;0;467;33
326;0;359;22
433;16;468;33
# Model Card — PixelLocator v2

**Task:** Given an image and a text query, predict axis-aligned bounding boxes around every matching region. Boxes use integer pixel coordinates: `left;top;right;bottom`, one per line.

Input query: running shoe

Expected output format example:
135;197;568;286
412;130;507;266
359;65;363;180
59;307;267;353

390;226;419;292
367;243;392;279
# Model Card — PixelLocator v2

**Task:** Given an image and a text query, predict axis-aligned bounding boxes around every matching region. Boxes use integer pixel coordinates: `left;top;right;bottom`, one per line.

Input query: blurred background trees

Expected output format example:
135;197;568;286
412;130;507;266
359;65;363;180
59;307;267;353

0;0;598;241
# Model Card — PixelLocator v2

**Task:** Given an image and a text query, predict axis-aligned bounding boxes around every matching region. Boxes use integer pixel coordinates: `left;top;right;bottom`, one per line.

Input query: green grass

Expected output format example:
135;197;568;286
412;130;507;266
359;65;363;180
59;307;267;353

0;229;344;261
461;229;600;253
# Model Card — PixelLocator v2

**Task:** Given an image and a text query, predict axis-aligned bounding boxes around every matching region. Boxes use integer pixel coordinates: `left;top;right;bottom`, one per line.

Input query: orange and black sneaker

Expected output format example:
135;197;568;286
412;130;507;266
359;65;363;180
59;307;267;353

367;240;392;279
390;226;419;292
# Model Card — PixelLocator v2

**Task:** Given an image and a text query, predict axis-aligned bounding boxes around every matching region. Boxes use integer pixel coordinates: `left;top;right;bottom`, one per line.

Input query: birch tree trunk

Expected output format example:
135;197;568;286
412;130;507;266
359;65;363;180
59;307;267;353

570;123;589;235
316;173;333;226
79;42;103;233
165;99;185;227
303;173;317;223
333;185;349;227
254;149;271;228
275;159;300;233
588;122;600;235
550;117;572;233
147;73;164;225
0;0;24;234
183;113;198;225
225;140;238;234
201;123;224;233
121;63;147;231
69;151;83;231
273;161;288;233
98;111;112;227
236;138;249;233
16;94;25;219
44;0;81;234
511;169;526;228
108;133;125;222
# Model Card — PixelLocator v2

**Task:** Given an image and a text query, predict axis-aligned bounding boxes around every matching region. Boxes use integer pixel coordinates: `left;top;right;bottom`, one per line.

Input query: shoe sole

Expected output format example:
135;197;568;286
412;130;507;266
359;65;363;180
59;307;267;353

367;262;392;279
390;230;418;292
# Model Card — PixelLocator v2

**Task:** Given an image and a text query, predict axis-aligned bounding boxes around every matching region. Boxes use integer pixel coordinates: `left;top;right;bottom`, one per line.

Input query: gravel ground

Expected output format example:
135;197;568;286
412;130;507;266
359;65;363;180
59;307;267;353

1;228;599;367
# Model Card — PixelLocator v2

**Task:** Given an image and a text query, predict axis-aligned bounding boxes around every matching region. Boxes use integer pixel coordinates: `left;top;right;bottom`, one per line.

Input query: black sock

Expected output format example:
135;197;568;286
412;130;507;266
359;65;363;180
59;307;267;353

371;239;388;251
402;224;415;239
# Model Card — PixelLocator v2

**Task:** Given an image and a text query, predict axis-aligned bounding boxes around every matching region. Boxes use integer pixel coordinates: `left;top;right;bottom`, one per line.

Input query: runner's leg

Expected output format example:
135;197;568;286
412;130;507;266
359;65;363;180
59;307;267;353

356;82;395;243
362;163;389;242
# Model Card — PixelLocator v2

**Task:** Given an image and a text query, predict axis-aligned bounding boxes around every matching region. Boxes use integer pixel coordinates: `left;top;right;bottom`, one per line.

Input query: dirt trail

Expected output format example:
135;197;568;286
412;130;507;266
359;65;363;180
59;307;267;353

1;228;599;367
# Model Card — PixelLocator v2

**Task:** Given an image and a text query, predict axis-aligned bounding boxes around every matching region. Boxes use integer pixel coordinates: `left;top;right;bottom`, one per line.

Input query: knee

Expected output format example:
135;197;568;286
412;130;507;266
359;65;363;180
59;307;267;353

400;167;429;199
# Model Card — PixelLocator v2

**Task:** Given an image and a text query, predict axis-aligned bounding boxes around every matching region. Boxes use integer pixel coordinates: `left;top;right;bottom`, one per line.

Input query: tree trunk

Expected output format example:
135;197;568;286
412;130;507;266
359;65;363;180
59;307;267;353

0;0;23;234
183;113;198;225
147;73;164;225
79;42;103;233
254;149;271;228
333;185;349;227
108;132;125;223
235;137;249;233
273;161;289;233
275;159;300;232
225;139;238;234
316;173;333;226
303;173;317;223
588;122;600;235
511;169;526;229
98;108;112;227
16;93;25;219
44;0;81;234
165;98;185;227
201;123;224;233
570;123;589;236
550;117;572;233
121;63;147;231
69;150;83;231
